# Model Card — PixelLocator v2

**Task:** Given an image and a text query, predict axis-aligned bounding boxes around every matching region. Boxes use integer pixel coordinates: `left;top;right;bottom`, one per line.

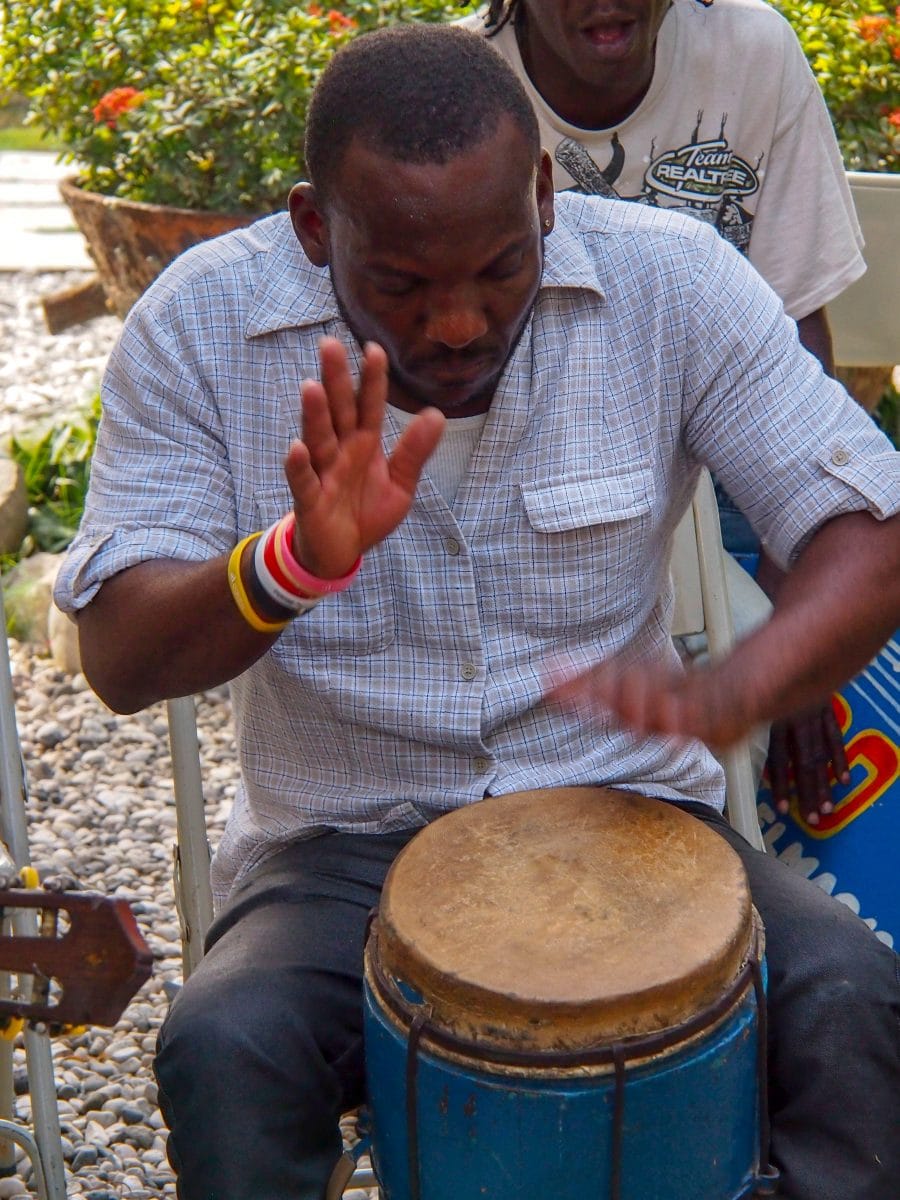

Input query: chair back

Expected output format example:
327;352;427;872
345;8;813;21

830;172;900;367
669;471;765;851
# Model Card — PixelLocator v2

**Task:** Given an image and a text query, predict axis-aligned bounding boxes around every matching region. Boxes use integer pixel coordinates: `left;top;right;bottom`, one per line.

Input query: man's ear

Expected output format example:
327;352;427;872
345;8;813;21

537;150;555;235
289;182;329;267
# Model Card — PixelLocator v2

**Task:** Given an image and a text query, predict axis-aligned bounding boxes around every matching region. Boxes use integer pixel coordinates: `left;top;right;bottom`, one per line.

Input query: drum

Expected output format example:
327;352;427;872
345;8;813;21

756;632;900;950
363;788;773;1200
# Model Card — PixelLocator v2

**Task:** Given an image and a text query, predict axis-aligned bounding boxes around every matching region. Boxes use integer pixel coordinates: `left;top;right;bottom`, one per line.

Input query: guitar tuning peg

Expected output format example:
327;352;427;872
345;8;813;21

41;873;80;893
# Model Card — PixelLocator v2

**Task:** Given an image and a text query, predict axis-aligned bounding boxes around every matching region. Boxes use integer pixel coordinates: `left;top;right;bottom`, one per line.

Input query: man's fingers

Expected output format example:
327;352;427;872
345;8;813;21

283;439;321;515
550;654;764;752
550;660;703;742
318;337;361;438
388;407;446;493
767;721;791;813
793;752;830;826
357;343;389;434
780;707;845;825
824;704;850;784
299;378;340;474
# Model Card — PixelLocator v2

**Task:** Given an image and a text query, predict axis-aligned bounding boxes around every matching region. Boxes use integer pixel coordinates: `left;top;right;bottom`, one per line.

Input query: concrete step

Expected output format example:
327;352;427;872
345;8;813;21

0;151;92;271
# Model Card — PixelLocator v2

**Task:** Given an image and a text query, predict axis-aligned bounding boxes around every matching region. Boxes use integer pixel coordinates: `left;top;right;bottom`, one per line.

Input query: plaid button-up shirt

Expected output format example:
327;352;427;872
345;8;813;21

56;193;900;904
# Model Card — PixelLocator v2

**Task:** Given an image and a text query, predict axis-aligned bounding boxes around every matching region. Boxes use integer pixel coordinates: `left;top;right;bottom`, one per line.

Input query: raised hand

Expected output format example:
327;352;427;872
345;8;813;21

284;337;445;578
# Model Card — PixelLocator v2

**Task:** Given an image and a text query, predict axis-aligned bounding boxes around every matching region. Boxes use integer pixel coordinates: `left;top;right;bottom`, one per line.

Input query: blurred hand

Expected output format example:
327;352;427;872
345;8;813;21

547;653;760;750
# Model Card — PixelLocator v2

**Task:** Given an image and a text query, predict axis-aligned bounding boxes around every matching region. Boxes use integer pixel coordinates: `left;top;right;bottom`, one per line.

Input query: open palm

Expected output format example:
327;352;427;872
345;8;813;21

284;338;445;579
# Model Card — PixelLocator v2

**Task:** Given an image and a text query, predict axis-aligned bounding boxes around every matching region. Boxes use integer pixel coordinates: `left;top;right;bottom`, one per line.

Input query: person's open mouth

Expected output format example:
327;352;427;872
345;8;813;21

580;16;636;53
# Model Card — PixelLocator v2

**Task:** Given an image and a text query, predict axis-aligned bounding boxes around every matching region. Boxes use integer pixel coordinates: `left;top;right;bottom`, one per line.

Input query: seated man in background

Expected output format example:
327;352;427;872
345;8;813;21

467;0;868;819
54;24;899;1200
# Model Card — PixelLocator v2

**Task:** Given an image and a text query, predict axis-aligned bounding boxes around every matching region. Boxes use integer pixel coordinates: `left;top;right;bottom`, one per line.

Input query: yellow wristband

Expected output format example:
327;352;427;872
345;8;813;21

227;535;291;635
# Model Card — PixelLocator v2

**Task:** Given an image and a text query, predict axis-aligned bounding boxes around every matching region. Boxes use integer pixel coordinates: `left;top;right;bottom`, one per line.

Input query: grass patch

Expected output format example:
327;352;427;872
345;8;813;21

0;124;63;153
0;92;63;153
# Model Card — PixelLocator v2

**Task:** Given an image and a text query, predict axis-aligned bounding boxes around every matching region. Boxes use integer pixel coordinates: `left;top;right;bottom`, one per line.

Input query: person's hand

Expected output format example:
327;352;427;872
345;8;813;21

766;703;850;826
547;653;760;750
284;337;445;577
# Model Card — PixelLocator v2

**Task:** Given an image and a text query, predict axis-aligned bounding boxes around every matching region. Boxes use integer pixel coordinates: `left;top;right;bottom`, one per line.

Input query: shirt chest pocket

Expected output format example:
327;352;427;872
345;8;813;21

518;468;656;638
252;490;396;658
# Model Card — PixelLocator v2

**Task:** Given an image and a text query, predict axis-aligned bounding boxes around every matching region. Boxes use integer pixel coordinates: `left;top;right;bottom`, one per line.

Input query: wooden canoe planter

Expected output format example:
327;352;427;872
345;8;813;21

59;176;265;319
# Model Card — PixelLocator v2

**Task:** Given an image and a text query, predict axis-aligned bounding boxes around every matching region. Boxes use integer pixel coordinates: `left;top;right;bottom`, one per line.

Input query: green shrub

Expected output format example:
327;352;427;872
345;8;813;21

8;395;101;559
772;0;900;172
0;0;472;213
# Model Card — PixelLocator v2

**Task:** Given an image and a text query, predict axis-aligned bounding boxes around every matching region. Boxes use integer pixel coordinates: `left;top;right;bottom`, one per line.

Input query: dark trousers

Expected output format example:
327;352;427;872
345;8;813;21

155;805;900;1200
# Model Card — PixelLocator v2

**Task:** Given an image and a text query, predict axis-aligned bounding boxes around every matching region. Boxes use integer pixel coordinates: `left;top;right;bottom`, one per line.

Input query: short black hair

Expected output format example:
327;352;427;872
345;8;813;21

305;23;540;203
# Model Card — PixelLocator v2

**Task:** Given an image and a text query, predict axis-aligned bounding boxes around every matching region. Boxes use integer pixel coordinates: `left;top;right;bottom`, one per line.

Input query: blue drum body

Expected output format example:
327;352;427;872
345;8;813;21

757;633;900;950
364;961;765;1200
363;789;775;1200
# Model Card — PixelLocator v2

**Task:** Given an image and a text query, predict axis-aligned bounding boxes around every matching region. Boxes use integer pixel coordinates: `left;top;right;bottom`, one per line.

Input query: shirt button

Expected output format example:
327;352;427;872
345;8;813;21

473;756;490;773
445;537;461;556
460;663;477;681
831;448;850;466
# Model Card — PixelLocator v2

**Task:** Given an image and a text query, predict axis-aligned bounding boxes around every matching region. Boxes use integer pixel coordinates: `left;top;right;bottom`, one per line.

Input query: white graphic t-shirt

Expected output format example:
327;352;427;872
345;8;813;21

469;0;864;319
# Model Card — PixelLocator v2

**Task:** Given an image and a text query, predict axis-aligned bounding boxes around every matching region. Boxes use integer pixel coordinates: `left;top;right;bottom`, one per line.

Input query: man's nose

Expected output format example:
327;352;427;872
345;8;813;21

424;295;488;349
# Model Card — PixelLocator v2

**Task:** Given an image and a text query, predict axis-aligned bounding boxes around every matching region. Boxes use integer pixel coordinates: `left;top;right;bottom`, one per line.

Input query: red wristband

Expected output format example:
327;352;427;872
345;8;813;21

277;513;362;595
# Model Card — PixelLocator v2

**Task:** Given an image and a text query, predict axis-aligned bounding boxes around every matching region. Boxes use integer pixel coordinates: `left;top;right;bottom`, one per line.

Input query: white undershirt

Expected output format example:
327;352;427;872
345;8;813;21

390;406;488;508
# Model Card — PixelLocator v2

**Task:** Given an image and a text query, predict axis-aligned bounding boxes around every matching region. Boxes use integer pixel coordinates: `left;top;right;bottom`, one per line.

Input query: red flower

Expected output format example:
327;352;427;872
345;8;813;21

887;109;900;130
855;14;890;41
308;3;323;14
327;9;357;30
92;86;145;128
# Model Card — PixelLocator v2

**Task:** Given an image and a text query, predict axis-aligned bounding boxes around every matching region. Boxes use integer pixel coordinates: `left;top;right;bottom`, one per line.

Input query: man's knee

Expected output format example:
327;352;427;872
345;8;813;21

156;954;366;1117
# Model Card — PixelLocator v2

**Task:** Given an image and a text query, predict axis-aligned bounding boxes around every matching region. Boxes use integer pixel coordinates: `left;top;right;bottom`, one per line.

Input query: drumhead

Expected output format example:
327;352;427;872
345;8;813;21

373;788;754;1052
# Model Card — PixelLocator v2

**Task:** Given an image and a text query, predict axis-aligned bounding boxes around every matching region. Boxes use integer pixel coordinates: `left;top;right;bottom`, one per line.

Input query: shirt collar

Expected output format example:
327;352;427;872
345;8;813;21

540;193;608;301
243;193;606;339
243;214;341;338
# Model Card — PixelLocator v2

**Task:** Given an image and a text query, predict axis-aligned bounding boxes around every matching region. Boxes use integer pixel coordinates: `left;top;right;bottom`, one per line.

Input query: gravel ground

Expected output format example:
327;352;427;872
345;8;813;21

0;270;332;1199
0;272;120;445
1;270;373;1200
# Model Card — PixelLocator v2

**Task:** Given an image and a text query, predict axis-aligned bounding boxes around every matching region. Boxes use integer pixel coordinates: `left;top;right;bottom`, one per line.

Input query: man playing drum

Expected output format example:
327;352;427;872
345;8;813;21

55;24;900;1200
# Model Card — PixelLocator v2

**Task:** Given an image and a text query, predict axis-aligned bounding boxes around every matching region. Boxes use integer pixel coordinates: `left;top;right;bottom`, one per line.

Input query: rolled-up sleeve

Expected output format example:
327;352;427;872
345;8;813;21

680;231;900;570
54;299;237;613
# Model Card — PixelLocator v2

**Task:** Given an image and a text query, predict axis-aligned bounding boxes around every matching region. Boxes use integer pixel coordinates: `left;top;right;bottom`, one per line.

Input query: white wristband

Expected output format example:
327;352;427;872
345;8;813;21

254;531;322;614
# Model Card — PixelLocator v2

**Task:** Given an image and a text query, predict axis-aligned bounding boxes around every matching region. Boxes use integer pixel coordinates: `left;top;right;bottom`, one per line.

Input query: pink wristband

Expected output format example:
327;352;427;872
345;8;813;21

277;513;362;595
254;529;322;613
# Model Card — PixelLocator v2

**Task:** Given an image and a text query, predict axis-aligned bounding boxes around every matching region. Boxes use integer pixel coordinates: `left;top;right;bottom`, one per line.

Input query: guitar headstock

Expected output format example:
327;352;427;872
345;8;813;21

0;888;154;1033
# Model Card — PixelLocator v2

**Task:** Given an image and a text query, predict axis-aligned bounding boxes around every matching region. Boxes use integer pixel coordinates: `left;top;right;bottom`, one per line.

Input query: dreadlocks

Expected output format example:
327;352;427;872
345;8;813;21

485;0;520;32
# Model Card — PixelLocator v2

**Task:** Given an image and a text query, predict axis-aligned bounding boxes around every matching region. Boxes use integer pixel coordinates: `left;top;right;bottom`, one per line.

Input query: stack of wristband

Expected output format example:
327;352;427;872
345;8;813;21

227;513;362;635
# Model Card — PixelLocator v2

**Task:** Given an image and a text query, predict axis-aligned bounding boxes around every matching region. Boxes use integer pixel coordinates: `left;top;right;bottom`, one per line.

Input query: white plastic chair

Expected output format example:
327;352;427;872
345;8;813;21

0;591;68;1200
670;470;766;851
829;172;900;368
